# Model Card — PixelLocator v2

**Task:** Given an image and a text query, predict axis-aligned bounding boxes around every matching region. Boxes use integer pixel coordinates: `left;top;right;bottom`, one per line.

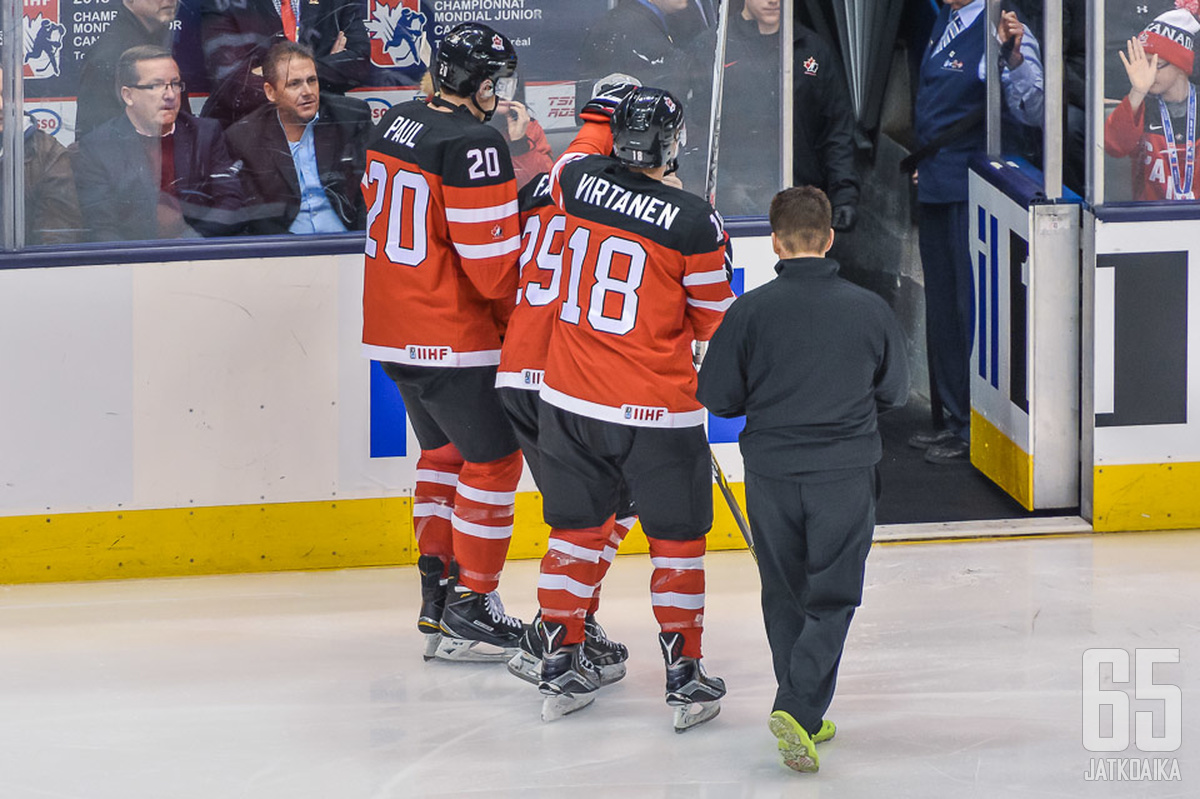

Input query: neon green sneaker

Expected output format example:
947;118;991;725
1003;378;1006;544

769;710;819;773
813;719;836;744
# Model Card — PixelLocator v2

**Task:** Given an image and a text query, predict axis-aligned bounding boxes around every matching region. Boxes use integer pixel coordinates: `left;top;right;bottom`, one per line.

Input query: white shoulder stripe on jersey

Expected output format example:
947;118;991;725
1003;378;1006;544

453;236;521;260
456;482;516;507
445;200;519;224
415;469;459;486
539;384;707;429
550;150;588;186
650;591;706;610
686;296;736;312
682;269;729;287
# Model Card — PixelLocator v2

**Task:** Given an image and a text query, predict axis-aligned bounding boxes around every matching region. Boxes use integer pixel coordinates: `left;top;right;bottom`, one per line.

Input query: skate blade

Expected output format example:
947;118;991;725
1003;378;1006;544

422;633;442;661
506;650;541;684
597;662;627;685
541;692;596;722
673;700;721;733
433;635;516;663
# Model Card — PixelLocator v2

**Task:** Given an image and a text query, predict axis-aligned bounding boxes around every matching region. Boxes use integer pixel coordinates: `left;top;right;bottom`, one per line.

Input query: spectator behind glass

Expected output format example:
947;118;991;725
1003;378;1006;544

488;77;553;191
1105;6;1200;201
793;20;859;230
715;0;788;216
0;66;83;244
576;0;697;117
75;0;179;139
225;41;371;234
73;46;244;241
199;0;369;128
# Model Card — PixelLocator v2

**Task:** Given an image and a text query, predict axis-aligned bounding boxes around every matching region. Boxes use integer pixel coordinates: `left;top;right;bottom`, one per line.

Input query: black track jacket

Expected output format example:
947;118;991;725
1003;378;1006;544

697;257;909;476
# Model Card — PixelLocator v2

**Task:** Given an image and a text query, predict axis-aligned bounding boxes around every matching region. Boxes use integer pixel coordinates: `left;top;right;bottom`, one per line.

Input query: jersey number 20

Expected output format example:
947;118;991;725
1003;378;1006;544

364;158;429;266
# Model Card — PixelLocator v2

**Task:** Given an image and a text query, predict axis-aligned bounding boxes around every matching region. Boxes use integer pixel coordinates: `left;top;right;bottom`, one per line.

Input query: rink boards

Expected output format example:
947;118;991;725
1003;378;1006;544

0;234;776;584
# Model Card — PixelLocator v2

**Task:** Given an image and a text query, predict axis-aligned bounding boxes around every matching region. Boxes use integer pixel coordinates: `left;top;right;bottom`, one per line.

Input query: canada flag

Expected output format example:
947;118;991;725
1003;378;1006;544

365;0;429;70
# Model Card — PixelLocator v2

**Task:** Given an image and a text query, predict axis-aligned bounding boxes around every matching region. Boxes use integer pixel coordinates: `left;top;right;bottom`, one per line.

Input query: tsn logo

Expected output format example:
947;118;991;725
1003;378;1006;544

623;404;667;423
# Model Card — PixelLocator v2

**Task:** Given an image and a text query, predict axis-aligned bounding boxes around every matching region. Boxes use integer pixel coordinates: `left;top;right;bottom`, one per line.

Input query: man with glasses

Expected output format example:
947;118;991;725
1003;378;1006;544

225;41;371;234
75;0;180;138
73;45;244;241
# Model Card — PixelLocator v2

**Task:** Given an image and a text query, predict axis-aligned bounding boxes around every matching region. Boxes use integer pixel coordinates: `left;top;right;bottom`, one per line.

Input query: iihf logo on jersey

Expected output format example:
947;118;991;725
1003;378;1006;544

365;0;429;70
803;56;819;76
23;0;66;80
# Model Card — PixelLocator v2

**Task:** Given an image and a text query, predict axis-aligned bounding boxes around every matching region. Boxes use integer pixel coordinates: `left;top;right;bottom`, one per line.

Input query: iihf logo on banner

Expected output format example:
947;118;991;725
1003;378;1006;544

23;0;66;80
365;0;428;70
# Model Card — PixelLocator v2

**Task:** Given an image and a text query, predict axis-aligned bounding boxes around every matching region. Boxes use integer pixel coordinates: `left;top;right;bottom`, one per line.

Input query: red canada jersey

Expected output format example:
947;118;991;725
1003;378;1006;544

1105;94;1200;201
539;123;735;428
496;172;562;391
361;99;521;368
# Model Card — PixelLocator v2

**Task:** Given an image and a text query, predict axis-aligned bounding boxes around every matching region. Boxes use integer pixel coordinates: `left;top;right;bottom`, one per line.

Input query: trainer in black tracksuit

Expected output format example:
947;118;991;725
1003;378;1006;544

697;215;908;740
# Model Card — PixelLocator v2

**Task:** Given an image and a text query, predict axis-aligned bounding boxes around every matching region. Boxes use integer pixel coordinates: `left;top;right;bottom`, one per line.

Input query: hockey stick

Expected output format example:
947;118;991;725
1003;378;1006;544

710;449;755;560
703;0;732;208
699;4;755;559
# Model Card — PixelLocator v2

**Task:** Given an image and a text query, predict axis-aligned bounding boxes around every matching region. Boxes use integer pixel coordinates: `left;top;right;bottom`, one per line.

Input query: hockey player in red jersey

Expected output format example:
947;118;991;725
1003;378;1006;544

361;22;526;662
496;164;637;689
530;86;735;729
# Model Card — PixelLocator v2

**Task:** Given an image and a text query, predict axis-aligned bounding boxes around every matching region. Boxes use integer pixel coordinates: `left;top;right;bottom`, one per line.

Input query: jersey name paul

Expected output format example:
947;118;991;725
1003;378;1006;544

382;114;426;148
573;173;682;231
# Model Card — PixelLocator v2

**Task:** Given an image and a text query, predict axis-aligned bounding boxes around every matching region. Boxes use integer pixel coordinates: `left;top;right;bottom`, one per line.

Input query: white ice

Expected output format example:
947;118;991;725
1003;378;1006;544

1;531;1198;798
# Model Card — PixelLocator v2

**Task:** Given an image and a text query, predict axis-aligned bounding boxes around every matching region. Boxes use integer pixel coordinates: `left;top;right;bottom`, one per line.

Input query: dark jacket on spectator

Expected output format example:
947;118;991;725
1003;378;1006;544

199;0;369;128
75;5;175;139
18;126;84;244
225;93;371;234
73;112;245;241
793;23;859;211
576;0;696;109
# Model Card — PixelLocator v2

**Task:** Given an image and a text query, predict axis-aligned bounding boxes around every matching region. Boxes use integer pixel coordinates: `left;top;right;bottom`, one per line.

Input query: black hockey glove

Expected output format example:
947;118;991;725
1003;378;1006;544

831;205;858;233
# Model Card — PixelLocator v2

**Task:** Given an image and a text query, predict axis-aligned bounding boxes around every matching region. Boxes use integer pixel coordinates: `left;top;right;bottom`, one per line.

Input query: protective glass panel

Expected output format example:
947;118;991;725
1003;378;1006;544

994;1;1048;178
1102;1;1200;204
3;0;784;252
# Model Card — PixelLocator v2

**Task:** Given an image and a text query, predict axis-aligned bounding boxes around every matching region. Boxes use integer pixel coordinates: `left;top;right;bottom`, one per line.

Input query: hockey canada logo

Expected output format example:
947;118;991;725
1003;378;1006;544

365;0;428;70
23;0;66;80
803;56;819;76
492;33;503;50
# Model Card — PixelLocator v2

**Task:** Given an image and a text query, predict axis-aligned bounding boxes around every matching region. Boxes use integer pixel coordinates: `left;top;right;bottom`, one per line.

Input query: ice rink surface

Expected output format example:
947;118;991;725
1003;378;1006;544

2;531;1197;798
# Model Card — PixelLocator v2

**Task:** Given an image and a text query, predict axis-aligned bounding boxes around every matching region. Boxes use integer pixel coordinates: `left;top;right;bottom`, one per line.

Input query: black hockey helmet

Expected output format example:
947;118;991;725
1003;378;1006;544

611;87;685;170
433;22;518;99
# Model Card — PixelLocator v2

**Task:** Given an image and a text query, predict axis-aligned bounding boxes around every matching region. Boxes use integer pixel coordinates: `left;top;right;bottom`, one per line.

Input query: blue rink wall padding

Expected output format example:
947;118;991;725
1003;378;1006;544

370;361;408;459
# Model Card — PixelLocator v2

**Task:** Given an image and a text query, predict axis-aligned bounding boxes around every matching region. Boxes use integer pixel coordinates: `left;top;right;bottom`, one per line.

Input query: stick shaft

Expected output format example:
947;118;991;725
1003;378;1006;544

704;0;731;207
710;450;755;560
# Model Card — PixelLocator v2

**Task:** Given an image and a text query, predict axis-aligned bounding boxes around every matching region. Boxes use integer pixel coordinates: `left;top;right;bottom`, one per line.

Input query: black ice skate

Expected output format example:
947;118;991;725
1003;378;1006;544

537;621;600;722
435;583;523;663
508;613;628;686
660;632;726;732
417;556;451;661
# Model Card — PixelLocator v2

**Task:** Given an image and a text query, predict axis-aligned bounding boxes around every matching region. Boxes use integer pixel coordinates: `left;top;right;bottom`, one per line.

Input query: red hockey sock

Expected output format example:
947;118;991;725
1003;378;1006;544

452;450;522;593
586;513;636;616
413;443;464;565
647;536;707;659
539;517;614;644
